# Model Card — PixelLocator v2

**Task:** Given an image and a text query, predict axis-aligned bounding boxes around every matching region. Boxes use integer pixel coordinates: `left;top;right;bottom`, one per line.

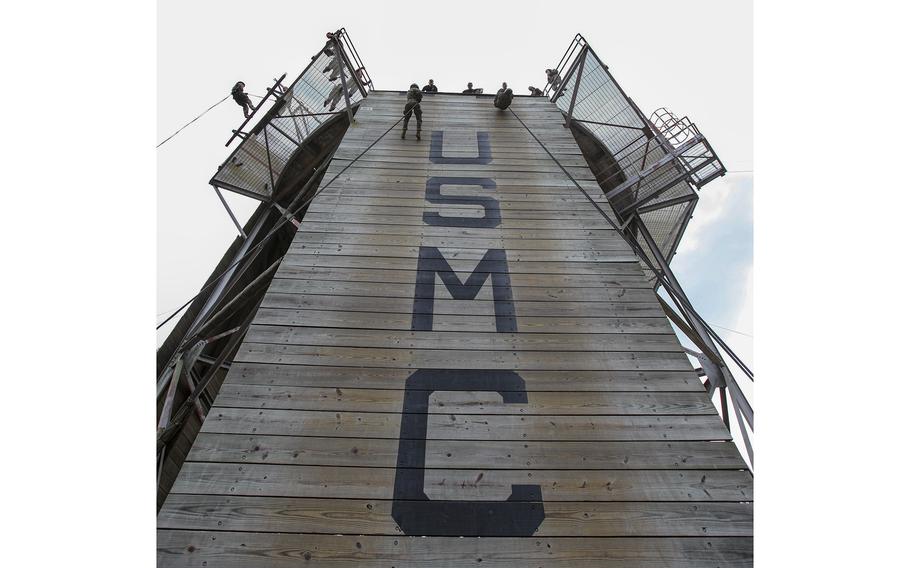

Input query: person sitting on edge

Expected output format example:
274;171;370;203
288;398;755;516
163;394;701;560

494;82;514;110
422;79;438;93
462;82;483;94
528;86;544;96
231;81;255;118
401;83;423;140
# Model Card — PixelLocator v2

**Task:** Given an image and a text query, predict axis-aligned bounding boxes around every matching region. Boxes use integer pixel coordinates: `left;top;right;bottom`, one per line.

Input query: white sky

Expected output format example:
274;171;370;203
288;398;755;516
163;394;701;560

12;2;910;564
158;0;753;346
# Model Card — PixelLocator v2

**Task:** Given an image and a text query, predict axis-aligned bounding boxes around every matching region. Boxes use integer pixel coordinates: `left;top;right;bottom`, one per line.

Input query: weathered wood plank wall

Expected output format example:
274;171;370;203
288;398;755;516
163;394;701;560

158;92;752;567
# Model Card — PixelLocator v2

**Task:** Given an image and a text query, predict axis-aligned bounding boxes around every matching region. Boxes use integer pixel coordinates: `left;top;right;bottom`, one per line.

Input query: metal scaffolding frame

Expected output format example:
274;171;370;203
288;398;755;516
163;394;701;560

548;34;753;468
211;28;371;202
155;29;373;507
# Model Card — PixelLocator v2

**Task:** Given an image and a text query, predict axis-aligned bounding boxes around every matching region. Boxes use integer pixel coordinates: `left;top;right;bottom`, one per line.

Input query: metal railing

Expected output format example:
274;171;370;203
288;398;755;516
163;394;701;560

210;28;371;201
551;37;726;272
547;34;750;469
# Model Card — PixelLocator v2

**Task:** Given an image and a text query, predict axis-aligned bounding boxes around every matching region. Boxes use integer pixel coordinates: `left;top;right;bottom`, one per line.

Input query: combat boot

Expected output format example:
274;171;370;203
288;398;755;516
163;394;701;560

416;129;421;140
401;129;406;139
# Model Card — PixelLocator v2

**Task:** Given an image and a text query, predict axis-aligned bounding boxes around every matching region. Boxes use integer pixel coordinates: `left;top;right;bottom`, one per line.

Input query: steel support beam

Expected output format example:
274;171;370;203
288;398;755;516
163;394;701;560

564;47;588;128
213;186;246;238
156;206;271;397
636;217;752;438
157;300;260;450
190;257;283;341
634;193;696;215
336;42;355;125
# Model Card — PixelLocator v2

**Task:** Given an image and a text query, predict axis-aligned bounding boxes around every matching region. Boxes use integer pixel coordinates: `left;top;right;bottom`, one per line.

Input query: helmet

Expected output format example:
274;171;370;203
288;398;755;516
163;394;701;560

410;83;419;89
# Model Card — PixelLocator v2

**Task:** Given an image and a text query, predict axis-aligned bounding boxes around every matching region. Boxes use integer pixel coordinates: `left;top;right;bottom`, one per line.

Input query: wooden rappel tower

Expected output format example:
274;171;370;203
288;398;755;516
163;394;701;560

157;30;754;566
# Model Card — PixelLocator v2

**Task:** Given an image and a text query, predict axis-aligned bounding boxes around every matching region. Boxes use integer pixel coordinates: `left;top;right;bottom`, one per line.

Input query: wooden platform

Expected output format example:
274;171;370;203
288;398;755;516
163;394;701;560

158;92;752;566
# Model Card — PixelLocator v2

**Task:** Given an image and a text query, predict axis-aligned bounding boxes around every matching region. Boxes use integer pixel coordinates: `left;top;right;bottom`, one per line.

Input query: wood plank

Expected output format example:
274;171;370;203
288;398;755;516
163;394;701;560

315;188;606;202
330;152;592;168
321;166;596;182
243;326;681;352
252;308;675;335
298;213;619;229
202;408;732;441
171;462;752;501
265;278;659;303
261;294;667;318
187;434;747;469
307;197;604;211
225;364;704;392
157;531;754;568
311;178;606;195
235;344;695;371
278;255;639;275
306;205;609;221
160;91;749;560
159;495;753;536
286;244;635;263
214;385;715;415
293;222;622;240
274;265;651;287
324;161;597;177
293;232;630;252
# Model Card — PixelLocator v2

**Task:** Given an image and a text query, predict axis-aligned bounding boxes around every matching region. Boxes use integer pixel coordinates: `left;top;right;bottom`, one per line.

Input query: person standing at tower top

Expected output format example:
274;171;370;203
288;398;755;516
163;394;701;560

401;83;423;140
231;81;255;118
462;82;483;94
422;79;438;93
494;82;514;110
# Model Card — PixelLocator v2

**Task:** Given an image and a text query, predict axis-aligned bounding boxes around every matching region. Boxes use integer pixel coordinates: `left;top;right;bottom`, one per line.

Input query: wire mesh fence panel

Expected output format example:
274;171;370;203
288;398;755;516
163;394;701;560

551;46;726;266
211;35;367;200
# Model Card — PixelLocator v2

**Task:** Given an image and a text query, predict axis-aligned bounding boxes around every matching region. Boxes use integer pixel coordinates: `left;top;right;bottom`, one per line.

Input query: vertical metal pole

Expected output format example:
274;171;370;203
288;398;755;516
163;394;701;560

565;47;588;127
158;357;183;432
719;386;730;430
262;125;276;194
213;186;246;238
182;208;270;341
636;217;724;367
732;399;754;468
182;364;206;421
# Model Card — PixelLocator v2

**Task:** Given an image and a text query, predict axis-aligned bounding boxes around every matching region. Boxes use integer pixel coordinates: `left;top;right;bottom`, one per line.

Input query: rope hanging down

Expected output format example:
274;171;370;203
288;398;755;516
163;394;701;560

156;111;411;330
157;94;231;148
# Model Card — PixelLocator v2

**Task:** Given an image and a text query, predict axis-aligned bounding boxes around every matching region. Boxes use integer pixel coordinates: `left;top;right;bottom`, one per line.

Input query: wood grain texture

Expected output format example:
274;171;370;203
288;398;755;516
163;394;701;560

159;91;750;565
158;531;754;567
201;408;732;441
225;364;703;391
187;434;747;469
214;384;715;415
171;462;753;501
159;495;753;536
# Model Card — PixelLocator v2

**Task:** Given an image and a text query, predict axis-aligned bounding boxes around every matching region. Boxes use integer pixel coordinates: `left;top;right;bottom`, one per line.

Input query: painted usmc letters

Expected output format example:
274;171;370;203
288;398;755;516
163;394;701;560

391;129;546;536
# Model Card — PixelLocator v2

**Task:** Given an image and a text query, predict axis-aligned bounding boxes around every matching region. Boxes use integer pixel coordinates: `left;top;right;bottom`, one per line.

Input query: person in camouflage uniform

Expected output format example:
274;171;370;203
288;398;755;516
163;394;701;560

401;83;423;140
231;81;255;118
494;82;514;110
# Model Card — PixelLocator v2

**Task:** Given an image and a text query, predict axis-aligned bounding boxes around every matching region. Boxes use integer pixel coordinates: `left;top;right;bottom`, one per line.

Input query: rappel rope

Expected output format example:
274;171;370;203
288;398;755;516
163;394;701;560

507;107;753;380
157;94;231;148
156;109;410;330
